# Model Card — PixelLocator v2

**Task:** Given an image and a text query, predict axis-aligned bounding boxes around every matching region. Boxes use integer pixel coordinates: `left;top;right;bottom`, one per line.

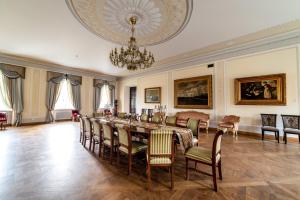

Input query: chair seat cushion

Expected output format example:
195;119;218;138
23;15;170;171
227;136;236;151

198;122;208;128
148;156;172;165
103;138;118;146
218;123;234;129
262;126;279;132
119;141;147;154
284;128;300;134
185;146;220;164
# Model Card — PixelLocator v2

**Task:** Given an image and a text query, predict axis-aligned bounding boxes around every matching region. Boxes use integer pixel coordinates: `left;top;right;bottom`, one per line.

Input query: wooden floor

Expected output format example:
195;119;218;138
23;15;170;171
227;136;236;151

0;122;300;200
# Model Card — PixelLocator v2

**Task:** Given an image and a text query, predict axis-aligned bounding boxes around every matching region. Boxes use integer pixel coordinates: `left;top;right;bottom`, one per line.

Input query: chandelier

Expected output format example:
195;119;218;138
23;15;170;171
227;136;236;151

109;16;155;70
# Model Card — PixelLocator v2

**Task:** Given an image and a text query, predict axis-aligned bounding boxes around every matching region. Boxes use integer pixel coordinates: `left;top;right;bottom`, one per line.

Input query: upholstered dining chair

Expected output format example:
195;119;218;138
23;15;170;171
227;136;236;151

102;123;118;164
187;118;200;146
185;130;224;192
152;112;163;124
281;115;300;144
140;113;149;122
147;129;176;190
82;117;92;149
79;115;85;143
116;125;147;175
218;115;240;137
0;112;7;130
261;114;279;143
141;108;147;114
90;118;103;157
165;116;177;126
117;112;127;119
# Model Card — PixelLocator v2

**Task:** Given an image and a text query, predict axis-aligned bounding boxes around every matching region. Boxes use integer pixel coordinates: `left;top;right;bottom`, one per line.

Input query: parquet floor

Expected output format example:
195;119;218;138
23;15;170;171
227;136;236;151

0;122;300;200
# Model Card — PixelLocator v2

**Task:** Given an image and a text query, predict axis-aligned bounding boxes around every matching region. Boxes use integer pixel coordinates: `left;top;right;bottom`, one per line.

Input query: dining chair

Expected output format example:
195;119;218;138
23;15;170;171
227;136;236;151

91;118;103;157
152;112;163;124
261;114;279;143
148;109;154;119
165;116;177;126
79;115;85;143
117;125;147;175
141;108;147;114
0;112;7;130
187;118;200;146
117;112;127;119
281;115;300;144
185;130;224;192
147;129;176;190
82;117;92;150
218;115;240;137
140;113;149;122
102;123;118;164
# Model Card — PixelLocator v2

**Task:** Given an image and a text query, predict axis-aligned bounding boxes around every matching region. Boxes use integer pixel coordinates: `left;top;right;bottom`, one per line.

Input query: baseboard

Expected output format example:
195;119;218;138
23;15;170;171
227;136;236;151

21;119;72;126
208;127;299;143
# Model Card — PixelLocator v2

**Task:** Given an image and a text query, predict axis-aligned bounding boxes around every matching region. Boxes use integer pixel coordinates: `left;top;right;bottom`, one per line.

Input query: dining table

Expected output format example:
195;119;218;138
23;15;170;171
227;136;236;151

96;116;195;153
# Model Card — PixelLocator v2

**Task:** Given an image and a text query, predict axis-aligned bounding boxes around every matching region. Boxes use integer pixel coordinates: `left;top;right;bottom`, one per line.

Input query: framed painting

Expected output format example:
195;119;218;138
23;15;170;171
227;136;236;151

234;73;286;105
174;75;213;109
145;87;161;103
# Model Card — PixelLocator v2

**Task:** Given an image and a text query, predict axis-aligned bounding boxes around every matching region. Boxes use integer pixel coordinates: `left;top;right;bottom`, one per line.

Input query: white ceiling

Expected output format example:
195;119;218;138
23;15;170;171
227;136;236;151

0;0;300;77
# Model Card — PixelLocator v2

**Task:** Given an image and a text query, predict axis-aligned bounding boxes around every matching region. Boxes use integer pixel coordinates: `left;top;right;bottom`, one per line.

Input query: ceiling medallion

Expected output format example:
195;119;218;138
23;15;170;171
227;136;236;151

65;0;193;46
109;16;155;70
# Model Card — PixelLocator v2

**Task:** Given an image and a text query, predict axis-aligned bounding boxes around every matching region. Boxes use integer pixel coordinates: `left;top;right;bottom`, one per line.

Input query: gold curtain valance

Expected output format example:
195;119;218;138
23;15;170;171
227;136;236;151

0;63;26;79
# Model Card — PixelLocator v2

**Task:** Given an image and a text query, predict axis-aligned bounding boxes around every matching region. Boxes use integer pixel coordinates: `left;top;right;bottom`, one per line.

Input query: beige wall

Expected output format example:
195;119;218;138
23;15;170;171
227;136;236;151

20;67;94;123
118;46;300;135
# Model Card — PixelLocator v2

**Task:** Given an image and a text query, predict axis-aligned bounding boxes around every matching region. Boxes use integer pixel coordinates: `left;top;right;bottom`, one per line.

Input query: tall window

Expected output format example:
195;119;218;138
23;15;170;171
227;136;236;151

0;72;12;111
99;84;111;109
55;79;74;110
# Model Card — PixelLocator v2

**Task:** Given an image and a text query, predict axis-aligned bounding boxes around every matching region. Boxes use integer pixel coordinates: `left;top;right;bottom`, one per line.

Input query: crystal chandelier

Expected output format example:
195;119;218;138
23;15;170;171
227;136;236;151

109;16;155;70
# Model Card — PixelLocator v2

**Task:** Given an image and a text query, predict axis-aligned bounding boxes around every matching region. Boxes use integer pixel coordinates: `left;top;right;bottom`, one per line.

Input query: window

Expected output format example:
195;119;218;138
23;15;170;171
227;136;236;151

0;72;12;111
55;79;74;110
99;84;111;109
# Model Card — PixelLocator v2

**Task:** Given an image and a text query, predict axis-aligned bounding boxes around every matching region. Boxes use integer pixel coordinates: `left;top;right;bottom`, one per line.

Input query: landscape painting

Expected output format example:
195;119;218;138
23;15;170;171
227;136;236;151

174;75;213;109
235;73;286;105
145;87;161;103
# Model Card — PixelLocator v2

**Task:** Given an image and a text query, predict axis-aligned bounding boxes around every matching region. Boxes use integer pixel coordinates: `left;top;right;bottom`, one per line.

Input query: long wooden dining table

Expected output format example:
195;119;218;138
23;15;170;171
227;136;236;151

96;117;195;153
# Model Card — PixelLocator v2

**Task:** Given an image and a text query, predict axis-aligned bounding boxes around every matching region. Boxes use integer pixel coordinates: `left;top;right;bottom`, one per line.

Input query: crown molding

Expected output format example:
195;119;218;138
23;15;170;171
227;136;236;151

120;20;300;80
0;52;117;81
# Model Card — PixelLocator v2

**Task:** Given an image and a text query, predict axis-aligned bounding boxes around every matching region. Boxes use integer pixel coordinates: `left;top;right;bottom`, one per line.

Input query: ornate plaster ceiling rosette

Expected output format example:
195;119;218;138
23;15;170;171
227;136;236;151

66;0;193;46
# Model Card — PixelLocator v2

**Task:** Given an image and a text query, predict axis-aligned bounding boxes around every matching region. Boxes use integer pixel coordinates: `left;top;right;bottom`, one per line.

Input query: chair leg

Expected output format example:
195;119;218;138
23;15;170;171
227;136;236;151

277;132;279;143
206;128;208;134
98;141;102;157
212;164;217;192
117;148;120;165
89;138;92;150
110;146;113;164
92;139;95;153
284;132;287;144
83;136;86;147
218;160;222;180
170;165;174;189
147;165;151;190
262;130;264;140
185;158;189;180
128;154;132;175
298;134;300;143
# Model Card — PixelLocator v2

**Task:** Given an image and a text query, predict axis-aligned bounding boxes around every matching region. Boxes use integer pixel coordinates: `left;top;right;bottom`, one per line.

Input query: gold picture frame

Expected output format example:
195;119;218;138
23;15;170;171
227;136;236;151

174;75;213;109
234;73;286;105
145;87;161;103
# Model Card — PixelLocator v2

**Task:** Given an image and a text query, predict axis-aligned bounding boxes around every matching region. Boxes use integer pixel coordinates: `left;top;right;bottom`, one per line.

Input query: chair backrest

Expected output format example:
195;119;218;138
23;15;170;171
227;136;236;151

90;118;101;137
79;115;84;131
148;109;154;117
72;110;79;115
82;117;91;135
223;115;240;123
140;113;149;122
0;112;7;119
141;108;147;114
118;112;127;119
165;116;177;126
281;115;300;129
212;130;224;163
261;114;277;127
102;123;113;140
152;112;162;124
148;129;175;161
117;126;131;149
187;118;199;136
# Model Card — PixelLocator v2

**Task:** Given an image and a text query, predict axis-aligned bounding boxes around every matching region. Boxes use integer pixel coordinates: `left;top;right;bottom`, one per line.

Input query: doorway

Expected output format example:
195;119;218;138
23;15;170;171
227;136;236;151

129;87;137;114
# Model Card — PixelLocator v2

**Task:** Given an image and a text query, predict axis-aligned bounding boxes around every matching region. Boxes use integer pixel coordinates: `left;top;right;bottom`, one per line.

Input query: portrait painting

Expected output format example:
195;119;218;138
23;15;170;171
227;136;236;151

235;73;286;105
144;87;161;103
174;75;213;109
